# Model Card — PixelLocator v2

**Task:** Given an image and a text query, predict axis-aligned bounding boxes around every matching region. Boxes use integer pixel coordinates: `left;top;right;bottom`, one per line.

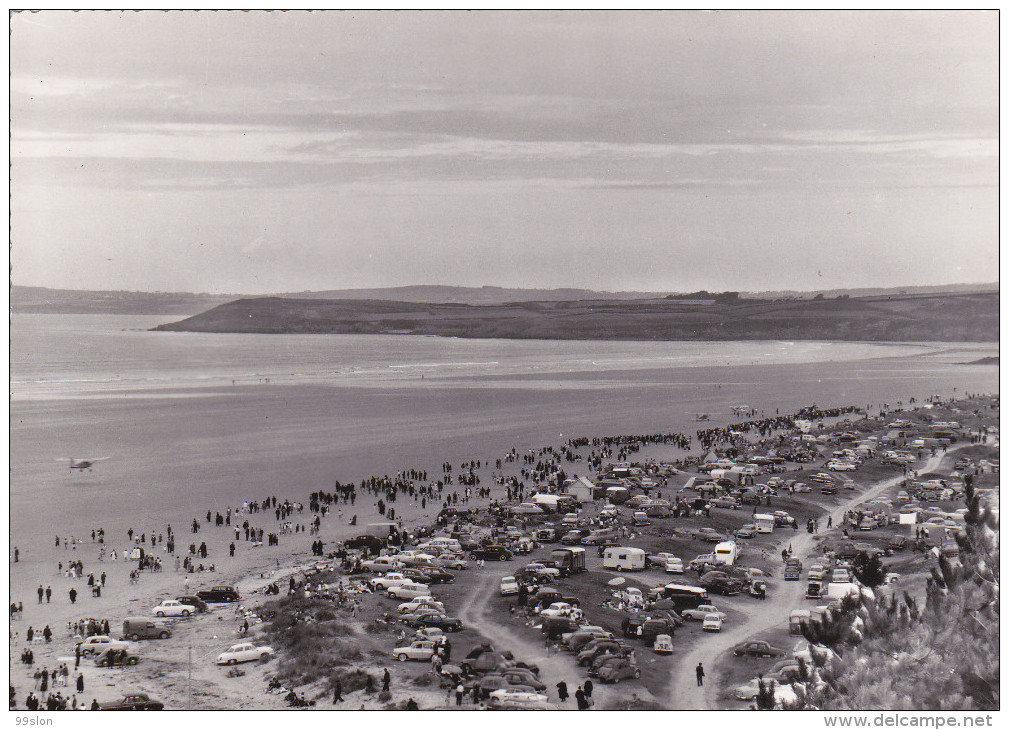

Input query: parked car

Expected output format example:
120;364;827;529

413;614;463;632
361;557;404;573
735;524;758;539
392;640;439;662
195;586;240;603
398;568;434;584
710;496;740;510
152;600;193;618
702;613;724;632
470;545;513;561
681;604;726;622
419;568;455;584
695;528;724;542
76;635;129;657
500;576;520;596
175;596;209;613
94;647;139;667
386;582;432;600
699;571;745;595
733;640;785;658
665;557;685;574
648;552;678;570
595;657;640;683
689;553;718;572
432;554;469;571
368;572;412;592
216;642;275;665
397;598;445;614
99;693;164;710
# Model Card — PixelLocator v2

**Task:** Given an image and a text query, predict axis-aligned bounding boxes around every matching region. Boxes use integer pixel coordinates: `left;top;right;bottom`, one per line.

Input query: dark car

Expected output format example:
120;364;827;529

413;614;464;632
99;693;164;711
95;648;140;667
195;585;240;603
399;569;434;584
733;640;786;658
698;571;745;596
344;535;385;552
420;568;455;584
470;545;513;561
175;595;209;613
738;492;762;505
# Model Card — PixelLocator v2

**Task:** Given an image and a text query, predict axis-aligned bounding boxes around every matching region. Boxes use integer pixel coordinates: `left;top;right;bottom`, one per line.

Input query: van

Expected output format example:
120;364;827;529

122;618;172;641
602;547;647;571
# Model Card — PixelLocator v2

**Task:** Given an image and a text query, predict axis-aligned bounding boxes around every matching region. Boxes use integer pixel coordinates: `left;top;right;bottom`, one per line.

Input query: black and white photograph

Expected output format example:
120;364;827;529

9;10;999;716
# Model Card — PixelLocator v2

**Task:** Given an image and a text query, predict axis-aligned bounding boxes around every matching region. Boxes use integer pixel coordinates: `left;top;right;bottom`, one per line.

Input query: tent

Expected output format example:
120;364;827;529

565;476;596;503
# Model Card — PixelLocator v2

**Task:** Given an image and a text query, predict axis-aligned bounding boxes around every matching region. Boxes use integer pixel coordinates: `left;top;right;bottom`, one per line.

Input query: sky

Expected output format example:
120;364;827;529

9;10;999;294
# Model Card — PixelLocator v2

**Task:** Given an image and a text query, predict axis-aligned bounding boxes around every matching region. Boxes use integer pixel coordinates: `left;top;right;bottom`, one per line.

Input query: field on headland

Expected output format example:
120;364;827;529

152;291;999;342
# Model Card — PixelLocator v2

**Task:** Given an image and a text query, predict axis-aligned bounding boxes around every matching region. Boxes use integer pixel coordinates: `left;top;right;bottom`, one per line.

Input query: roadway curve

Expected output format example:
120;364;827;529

664;446;966;710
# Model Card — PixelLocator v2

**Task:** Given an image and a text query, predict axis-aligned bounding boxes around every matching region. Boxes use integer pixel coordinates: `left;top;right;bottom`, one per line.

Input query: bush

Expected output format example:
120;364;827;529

377;691;392;703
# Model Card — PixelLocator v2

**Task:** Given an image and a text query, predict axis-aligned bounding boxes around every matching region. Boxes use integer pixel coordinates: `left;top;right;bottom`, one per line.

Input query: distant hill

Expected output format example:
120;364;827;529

10;286;235;315
10;284;666;314
275;285;669;304
12;282;999;315
152;291;999;342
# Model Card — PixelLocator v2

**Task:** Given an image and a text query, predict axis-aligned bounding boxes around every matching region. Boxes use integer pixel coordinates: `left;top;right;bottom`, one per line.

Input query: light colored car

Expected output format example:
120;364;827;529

432;553;469;570
648;552;678;569
807;564;827;581
682;604;726;622
664;557;685;574
702;613;723;632
500;576;520;596
152;600;193;618
397;598;445;614
216;642;275;665
361;556;404;573
392;640;439;662
386;582;431;600
524;563;560;578
487;689;550;708
77;635;129;657
368;572;411;591
413;627;446;642
734;677;800;703
539;602;576;618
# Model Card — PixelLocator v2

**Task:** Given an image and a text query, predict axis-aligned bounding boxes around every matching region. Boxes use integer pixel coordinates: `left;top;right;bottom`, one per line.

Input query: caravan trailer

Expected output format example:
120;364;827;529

602;547;647;571
714;541;738;566
753;514;775;533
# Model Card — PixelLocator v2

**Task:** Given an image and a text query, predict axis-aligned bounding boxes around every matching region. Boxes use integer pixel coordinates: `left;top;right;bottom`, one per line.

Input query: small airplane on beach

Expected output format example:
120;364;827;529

57;457;111;471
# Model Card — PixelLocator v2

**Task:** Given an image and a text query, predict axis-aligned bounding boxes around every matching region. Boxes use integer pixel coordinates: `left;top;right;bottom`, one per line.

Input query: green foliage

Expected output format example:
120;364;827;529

788;480;999;711
755;677;777;710
852;553;886;588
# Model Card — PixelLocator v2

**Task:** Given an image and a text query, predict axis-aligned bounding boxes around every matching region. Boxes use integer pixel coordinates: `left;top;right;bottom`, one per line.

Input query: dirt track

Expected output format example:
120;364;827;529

664;446;964;709
456;565;661;709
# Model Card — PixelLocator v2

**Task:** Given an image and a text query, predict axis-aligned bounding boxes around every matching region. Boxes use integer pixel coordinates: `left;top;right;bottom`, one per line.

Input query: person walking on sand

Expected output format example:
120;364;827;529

556;681;568;702
333;681;343;703
45;587;51;604
382;668;390;692
68;588;77;604
76;674;84;694
696;662;705;687
37;586;43;604
575;688;589;710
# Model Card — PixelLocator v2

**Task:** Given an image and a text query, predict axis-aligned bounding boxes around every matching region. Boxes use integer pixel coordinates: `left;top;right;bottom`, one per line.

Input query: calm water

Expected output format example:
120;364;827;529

9;314;994;399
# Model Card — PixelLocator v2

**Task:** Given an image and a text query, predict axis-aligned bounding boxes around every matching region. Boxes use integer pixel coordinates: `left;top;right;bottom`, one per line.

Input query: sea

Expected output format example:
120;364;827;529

9;313;999;550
